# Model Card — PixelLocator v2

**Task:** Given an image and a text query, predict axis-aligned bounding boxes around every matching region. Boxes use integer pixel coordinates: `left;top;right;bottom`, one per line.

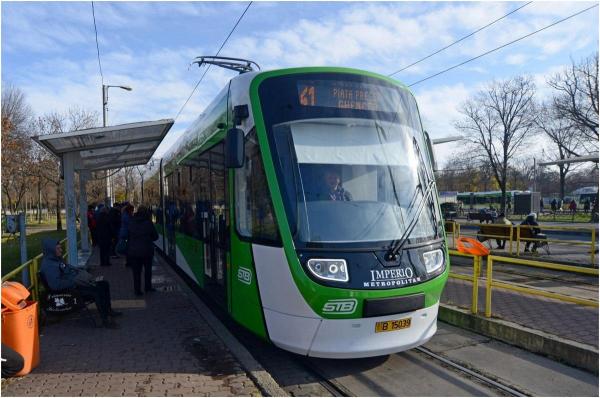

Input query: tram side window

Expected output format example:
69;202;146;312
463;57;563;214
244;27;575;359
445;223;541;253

235;130;280;243
179;166;197;237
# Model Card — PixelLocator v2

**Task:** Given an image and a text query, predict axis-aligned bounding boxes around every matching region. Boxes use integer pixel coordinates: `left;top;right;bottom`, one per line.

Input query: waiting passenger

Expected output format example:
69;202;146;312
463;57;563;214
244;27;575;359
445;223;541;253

496;212;513;249
127;206;159;296
520;213;541;253
95;207;112;266
569;199;577;215
40;238;121;328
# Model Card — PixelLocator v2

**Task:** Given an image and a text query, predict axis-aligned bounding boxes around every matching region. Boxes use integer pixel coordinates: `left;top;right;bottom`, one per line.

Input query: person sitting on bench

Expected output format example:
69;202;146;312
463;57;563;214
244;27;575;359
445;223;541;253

40;238;122;328
520;213;542;253
496;212;513;249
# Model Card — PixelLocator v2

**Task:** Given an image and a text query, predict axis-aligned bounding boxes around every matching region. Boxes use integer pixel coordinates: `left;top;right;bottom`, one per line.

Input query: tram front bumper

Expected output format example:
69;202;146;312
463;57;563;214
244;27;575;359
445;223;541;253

265;302;439;359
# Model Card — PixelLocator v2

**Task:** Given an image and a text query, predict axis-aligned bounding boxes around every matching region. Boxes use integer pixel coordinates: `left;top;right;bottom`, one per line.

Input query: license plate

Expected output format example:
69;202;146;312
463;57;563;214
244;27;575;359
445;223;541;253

375;318;411;333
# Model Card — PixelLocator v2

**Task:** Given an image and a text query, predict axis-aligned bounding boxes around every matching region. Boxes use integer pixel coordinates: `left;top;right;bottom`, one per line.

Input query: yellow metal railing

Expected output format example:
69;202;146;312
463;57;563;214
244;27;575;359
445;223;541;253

448;249;480;314
447;250;599;317
515;224;597;265
444;221;598;265
484;255;599;317
2;238;69;302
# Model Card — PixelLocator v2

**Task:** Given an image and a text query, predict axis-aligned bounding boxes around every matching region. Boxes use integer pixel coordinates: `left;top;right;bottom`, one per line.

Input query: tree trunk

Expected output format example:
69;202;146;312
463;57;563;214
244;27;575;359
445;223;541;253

500;185;507;214
37;180;42;223
559;166;566;200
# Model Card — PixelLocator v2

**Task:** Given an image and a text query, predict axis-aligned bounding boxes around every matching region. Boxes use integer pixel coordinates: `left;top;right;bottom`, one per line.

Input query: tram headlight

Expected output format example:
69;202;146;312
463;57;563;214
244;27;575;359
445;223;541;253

307;259;349;282
423;249;444;274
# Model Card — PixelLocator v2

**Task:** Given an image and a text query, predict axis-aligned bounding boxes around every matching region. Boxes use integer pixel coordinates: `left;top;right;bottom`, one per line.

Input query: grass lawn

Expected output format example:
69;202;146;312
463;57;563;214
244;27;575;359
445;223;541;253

1;229;66;277
508;212;594;223
536;213;594;223
26;217;65;228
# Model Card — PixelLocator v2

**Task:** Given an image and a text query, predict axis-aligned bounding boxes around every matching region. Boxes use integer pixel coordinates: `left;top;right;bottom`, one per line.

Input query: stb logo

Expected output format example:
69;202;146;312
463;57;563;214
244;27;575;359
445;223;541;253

322;299;357;314
237;267;252;285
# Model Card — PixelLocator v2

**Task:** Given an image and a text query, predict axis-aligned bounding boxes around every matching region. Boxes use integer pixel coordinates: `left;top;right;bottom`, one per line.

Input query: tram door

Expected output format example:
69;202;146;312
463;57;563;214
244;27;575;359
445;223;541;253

205;143;228;303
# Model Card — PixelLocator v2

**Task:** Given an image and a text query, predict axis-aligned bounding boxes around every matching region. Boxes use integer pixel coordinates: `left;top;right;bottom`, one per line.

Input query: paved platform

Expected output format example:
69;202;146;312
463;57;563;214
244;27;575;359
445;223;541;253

1;248;262;397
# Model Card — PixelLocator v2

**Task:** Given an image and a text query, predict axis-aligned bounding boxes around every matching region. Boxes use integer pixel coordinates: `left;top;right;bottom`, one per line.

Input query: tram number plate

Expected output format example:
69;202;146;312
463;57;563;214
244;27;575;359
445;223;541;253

375;318;411;333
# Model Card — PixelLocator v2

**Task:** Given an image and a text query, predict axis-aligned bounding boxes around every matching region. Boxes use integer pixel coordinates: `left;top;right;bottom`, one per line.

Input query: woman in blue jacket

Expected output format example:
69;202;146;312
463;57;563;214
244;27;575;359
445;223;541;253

40;238;121;328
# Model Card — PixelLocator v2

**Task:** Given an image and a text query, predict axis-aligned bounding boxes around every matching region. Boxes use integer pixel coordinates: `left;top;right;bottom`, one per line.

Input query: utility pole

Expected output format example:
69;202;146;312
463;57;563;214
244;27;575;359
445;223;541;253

103;85;109;207
102;84;132;207
531;157;536;213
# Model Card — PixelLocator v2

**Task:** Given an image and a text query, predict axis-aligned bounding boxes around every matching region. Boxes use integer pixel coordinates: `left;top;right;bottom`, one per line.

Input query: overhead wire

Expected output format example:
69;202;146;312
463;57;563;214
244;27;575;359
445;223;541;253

388;1;533;77
91;1;104;85
174;1;253;122
407;3;599;87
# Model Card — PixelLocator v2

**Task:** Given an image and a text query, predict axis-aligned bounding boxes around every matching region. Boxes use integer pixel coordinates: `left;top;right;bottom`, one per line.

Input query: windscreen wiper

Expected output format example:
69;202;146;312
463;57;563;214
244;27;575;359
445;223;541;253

385;178;437;261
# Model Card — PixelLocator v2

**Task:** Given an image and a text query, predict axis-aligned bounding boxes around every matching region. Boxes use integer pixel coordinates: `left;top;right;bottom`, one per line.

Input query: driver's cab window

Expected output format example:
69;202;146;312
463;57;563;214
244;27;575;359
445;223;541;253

235;129;280;243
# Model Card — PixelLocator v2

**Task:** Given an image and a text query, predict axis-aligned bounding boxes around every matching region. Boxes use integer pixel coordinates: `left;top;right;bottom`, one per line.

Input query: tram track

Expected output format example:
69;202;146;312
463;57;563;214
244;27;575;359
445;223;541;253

298;345;528;397
413;346;526;397
164;252;532;396
295;358;353;397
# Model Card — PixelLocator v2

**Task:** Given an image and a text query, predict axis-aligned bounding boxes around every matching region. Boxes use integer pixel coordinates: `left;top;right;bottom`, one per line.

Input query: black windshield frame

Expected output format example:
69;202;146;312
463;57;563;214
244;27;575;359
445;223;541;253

258;72;438;250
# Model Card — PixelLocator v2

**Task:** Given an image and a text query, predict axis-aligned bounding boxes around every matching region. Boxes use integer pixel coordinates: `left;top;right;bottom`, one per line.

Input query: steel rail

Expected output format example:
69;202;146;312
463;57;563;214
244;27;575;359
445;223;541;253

297;358;353;397
414;346;526;397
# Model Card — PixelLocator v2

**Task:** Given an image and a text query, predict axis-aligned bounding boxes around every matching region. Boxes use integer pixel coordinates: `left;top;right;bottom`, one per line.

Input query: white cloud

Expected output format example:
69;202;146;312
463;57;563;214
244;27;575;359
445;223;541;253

3;0;597;168
505;53;528;65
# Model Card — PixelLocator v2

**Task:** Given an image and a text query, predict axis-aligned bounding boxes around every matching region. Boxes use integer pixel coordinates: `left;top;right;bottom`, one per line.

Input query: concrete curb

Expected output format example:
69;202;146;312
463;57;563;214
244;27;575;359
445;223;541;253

160;258;288;397
439;304;599;374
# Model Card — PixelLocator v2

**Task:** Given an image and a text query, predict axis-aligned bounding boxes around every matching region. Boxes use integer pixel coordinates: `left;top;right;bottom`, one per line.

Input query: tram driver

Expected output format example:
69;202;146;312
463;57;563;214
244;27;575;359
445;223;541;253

322;168;353;201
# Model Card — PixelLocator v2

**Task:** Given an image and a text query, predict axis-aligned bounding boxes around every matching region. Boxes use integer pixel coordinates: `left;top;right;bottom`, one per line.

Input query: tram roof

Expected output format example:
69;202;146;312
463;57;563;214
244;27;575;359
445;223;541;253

33;119;174;171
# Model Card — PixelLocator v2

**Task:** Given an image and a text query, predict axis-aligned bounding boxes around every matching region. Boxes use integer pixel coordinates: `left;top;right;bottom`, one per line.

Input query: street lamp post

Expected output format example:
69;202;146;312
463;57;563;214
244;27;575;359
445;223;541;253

102;84;132;206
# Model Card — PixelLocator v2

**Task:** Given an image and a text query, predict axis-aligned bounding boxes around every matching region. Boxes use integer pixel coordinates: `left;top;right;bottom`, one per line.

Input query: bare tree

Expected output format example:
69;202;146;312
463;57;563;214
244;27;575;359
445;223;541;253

455;76;537;213
535;104;582;199
547;53;599;155
1;85;34;214
33;107;99;230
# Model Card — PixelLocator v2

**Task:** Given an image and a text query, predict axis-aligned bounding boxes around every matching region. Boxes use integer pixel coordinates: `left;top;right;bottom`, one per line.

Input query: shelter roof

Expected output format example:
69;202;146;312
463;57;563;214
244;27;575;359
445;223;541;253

33;119;173;171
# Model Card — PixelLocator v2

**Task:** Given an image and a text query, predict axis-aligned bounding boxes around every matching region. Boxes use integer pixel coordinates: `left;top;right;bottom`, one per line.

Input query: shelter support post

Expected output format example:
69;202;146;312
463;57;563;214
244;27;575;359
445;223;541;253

79;171;90;252
63;153;79;266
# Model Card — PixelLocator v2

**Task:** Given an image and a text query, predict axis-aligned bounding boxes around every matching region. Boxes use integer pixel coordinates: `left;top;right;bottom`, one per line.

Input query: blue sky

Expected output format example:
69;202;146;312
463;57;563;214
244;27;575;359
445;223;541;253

2;1;598;164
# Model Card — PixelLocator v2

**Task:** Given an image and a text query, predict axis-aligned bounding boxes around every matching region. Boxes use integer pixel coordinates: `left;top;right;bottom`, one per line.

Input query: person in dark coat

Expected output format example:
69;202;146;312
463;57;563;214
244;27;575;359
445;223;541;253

108;203;122;257
39;238;121;328
118;204;134;264
127;206;159;295
584;199;591;214
520;212;541;253
95;207;113;266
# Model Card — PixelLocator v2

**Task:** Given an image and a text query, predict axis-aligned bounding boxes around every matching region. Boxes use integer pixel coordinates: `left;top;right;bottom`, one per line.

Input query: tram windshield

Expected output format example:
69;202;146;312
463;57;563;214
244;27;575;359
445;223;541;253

258;73;441;247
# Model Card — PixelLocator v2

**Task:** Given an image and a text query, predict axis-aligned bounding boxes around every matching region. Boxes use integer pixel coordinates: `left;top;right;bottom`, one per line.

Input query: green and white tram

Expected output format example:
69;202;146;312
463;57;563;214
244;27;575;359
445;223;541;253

154;66;449;358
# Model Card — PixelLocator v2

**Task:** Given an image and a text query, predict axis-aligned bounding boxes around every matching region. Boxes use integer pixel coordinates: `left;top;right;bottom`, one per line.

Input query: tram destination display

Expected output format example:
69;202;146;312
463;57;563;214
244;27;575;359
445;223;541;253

297;80;398;112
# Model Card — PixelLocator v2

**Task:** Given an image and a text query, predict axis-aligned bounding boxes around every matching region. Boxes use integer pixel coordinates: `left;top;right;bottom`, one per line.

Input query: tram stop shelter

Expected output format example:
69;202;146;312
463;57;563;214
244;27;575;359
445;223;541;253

33;119;174;265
